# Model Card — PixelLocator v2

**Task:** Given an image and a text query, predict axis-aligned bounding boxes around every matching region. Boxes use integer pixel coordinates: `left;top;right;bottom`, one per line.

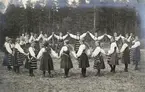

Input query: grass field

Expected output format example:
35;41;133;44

0;51;145;92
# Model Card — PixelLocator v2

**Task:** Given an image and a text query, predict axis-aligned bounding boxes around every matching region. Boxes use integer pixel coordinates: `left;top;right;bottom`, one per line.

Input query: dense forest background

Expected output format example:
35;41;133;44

0;1;139;48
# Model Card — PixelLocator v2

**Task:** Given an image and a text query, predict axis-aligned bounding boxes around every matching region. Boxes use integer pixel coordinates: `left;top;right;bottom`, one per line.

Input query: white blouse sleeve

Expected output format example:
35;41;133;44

4;43;12;54
98;35;105;40
106;34;112;39
29;47;36;58
15;44;25;54
100;48;106;55
108;43;116;55
36;34;43;41
120;35;125;40
91;47;100;57
54;34;59;39
69;33;77;39
76;44;86;57
116;35;121;41
51;48;58;58
120;43;128;53
29;36;33;43
80;33;87;40
37;48;45;59
131;41;140;49
62;34;68;40
89;32;96;40
59;46;68;56
47;35;53;41
127;36;132;42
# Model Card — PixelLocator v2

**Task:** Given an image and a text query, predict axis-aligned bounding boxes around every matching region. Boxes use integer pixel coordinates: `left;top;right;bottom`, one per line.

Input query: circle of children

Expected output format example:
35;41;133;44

3;31;140;78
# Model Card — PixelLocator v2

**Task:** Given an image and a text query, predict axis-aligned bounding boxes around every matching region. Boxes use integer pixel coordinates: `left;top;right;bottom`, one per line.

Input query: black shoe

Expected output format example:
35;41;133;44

8;66;12;71
124;69;128;72
31;73;35;77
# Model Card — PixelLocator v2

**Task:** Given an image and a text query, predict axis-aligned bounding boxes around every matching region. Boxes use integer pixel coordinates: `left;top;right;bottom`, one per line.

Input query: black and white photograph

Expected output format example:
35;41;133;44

0;0;145;92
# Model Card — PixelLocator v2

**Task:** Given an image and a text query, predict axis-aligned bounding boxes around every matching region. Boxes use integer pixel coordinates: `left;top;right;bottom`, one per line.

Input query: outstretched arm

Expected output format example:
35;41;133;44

62;34;68;40
69;33;77;39
54;34;59;40
80;32;87;40
88;32;96;40
98;35;105;41
47;35;53;41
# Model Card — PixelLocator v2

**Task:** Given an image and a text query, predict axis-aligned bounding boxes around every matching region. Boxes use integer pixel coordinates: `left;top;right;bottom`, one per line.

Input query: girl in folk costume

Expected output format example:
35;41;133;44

68;32;87;53
59;40;73;78
13;38;27;73
120;39;130;72
37;42;58;77
76;39;90;77
131;36;141;70
3;37;13;70
91;41;106;76
25;42;37;76
54;32;68;54
107;37;119;73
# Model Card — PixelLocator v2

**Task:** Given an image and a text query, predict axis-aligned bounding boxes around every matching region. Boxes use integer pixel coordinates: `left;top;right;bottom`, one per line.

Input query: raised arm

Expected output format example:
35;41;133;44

98;35;105;41
47;35;53;41
116;35;122;41
88;32;96;40
106;34;112;39
54;34;59;40
29;36;34;43
80;32;87;40
127;35;132;42
62;34;68;40
69;33;77;39
36;34;43;41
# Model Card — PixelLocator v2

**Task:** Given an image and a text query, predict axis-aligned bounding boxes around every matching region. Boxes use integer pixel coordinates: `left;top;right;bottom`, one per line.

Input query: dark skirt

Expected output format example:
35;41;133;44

2;54;8;66
40;52;54;71
108;52;119;65
94;55;105;69
12;50;23;66
122;47;130;64
133;47;140;63
60;53;73;69
25;57;37;69
78;53;90;68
